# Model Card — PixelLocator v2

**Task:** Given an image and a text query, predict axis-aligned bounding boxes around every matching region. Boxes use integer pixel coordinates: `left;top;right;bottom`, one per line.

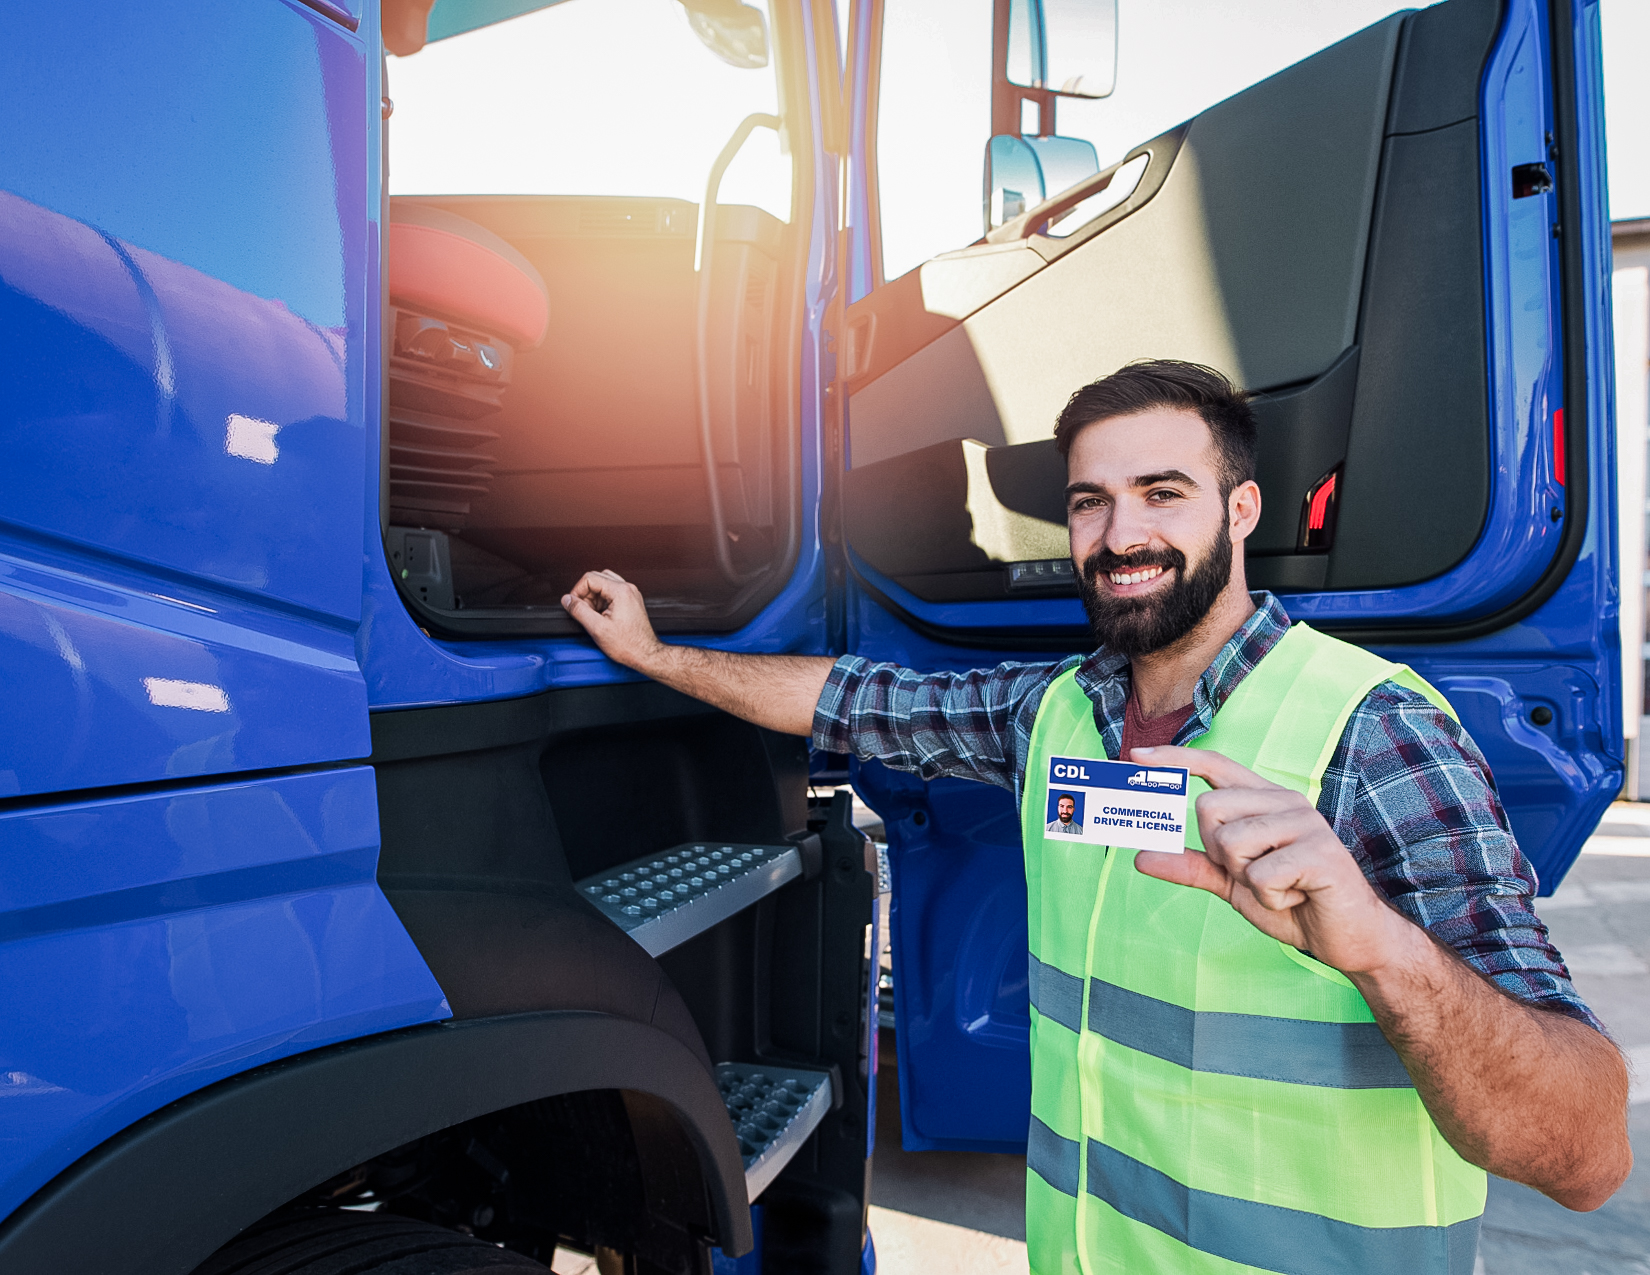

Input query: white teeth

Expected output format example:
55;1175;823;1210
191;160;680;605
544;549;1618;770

1110;566;1164;586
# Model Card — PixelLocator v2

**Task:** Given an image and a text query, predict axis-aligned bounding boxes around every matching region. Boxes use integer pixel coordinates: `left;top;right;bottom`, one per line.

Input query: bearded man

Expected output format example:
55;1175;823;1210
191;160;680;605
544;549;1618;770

562;360;1630;1274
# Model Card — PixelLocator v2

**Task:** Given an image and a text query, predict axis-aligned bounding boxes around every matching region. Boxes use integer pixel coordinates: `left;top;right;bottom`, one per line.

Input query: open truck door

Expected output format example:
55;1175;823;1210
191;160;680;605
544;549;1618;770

838;0;1620;1151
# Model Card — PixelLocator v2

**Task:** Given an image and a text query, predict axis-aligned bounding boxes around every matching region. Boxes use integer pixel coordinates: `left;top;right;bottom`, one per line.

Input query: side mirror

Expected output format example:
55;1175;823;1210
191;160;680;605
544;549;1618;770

1025;135;1099;200
677;0;769;70
985;136;1043;230
983;134;1099;232
1008;0;1117;99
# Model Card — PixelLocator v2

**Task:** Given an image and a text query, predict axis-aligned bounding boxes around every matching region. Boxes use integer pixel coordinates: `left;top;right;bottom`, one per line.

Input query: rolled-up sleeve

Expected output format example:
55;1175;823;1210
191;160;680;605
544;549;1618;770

1321;682;1603;1031
811;655;1070;793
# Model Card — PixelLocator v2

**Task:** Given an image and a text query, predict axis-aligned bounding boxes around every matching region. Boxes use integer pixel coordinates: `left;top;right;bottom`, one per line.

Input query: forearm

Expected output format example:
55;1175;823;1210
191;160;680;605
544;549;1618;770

1351;919;1631;1210
637;643;835;736
560;570;835;735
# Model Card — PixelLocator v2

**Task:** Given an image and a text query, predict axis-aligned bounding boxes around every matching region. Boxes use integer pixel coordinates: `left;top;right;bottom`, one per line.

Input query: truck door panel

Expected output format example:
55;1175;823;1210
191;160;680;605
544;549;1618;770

847;0;1620;1153
845;3;1510;613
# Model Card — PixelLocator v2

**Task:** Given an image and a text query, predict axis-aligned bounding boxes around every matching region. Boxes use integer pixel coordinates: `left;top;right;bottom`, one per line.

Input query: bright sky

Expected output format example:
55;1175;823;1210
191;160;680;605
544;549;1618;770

391;0;1650;252
876;0;1432;279
1602;0;1649;221
389;0;791;219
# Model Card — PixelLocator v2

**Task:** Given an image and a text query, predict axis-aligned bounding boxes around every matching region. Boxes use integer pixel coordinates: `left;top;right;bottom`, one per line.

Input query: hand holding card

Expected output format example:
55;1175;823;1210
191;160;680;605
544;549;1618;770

1041;754;1190;853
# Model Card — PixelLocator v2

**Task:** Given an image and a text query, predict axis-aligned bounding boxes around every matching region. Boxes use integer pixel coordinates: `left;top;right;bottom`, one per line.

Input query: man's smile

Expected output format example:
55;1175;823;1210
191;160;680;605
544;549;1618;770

1105;564;1173;594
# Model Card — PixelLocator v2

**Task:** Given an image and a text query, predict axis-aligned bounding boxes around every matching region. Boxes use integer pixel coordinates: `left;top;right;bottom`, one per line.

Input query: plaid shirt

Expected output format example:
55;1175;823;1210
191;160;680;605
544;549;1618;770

813;592;1598;1029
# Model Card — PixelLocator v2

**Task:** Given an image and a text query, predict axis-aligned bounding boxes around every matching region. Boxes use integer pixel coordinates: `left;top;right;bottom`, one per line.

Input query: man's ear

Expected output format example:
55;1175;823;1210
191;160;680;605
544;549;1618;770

1228;480;1262;543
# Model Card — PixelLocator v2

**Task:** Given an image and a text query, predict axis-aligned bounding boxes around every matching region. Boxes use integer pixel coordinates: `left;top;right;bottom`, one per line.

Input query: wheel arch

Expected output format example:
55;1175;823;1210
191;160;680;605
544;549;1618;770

0;1011;751;1275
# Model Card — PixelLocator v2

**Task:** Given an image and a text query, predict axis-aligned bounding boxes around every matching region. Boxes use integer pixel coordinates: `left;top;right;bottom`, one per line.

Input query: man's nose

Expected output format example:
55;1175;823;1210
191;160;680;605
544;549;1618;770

1104;498;1153;555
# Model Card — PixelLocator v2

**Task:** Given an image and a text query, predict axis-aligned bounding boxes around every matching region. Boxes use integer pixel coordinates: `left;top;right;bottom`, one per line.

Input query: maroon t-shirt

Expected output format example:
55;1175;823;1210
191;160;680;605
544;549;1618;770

1120;691;1194;761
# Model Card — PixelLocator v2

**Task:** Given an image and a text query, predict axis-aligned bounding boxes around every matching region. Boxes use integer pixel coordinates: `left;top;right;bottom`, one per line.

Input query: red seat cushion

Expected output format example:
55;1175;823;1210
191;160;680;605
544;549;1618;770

388;200;549;349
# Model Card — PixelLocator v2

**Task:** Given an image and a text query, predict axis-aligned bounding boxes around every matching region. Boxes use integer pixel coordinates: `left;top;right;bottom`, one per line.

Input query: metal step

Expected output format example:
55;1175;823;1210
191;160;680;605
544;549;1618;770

576;842;802;957
715;1062;834;1201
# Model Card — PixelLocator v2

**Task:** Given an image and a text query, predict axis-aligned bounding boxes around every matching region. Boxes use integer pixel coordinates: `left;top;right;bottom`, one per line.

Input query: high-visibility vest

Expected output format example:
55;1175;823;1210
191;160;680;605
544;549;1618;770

1020;622;1486;1274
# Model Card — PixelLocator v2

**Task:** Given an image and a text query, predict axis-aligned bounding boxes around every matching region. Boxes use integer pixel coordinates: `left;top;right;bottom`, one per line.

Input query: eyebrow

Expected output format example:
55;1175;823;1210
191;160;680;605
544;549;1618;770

1064;469;1202;500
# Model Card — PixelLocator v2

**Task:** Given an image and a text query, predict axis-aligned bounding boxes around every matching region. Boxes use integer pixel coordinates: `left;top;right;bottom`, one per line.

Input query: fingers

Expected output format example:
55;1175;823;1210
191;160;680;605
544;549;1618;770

1201;808;1354;915
564;570;608;605
1198;804;1320;875
560;590;602;626
1237;844;1314;912
563;570;634;617
1130;744;1284;792
1196;786;1315;834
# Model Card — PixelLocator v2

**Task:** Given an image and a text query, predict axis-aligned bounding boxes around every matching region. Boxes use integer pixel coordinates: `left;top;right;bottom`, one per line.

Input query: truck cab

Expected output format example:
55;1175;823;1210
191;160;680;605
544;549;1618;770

0;0;1619;1271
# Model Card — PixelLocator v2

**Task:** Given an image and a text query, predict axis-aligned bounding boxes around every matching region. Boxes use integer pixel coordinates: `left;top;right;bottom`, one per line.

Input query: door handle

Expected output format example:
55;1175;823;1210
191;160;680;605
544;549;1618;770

845;313;877;381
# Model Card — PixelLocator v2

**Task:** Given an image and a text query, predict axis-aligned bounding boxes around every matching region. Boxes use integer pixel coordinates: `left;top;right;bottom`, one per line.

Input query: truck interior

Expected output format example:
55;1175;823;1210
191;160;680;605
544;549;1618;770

382;0;806;635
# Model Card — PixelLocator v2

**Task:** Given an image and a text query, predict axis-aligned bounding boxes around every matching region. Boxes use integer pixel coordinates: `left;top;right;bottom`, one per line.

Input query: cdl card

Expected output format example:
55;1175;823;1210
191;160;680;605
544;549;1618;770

1043;755;1191;854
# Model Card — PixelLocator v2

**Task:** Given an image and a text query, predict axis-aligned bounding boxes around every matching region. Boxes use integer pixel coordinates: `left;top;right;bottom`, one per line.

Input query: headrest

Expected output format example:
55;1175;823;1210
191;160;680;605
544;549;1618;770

388;200;549;349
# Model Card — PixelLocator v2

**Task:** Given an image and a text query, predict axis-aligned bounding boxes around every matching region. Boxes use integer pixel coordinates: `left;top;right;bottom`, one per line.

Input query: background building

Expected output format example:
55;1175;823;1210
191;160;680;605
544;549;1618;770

1616;218;1650;795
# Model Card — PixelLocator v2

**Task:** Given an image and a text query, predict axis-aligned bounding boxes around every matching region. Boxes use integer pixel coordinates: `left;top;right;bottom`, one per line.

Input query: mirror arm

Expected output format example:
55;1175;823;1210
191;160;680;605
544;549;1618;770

696;112;782;587
984;127;1184;247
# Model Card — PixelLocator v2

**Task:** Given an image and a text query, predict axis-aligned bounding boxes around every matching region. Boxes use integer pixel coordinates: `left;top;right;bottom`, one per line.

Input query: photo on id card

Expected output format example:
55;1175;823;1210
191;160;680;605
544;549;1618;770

1043;755;1191;854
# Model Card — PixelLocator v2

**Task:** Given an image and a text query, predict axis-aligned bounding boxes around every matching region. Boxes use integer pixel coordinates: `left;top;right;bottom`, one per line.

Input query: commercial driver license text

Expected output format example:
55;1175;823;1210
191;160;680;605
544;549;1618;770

1042;755;1190;854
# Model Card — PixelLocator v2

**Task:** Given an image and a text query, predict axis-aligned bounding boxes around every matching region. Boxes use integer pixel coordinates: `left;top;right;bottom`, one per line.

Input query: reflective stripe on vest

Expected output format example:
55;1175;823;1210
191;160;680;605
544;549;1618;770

1030;953;1413;1088
1027;1117;1482;1275
1020;623;1487;1275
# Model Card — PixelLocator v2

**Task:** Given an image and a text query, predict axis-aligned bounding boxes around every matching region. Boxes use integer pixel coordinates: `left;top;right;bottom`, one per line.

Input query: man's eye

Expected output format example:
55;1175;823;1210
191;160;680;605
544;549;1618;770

1148;489;1182;502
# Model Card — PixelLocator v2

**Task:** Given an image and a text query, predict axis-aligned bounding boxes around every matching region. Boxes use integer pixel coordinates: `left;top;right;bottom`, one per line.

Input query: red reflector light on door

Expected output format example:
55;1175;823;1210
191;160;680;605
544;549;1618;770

1553;408;1565;486
1298;466;1342;552
1307;473;1337;531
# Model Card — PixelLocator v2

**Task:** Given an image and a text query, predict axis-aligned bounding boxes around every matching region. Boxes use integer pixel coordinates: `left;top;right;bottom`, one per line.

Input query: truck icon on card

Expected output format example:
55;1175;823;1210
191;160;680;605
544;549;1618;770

1128;770;1184;789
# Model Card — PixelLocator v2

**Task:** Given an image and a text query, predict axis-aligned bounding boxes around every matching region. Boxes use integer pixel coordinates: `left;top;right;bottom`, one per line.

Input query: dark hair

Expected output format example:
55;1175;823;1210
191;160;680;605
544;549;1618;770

1053;360;1257;495
1057;793;1076;803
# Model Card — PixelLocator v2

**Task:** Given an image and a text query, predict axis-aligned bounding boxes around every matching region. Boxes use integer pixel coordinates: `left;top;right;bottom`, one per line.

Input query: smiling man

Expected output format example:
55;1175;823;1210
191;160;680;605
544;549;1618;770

1047;792;1081;835
562;359;1631;1273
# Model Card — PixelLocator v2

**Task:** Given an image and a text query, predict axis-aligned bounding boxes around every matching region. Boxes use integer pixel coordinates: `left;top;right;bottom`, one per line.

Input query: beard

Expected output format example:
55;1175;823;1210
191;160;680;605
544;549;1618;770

1077;520;1233;658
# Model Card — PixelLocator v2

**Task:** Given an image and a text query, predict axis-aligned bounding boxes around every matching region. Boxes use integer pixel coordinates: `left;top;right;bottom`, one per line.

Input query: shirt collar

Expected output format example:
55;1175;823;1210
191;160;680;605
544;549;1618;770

1071;591;1291;742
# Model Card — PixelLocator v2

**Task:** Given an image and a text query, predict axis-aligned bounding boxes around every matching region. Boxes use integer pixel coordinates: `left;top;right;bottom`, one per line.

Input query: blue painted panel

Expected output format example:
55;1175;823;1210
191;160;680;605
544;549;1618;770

855;764;1029;1153
1392;656;1618;890
0;0;380;796
0;1;369;624
0;767;449;1223
0;539;369;798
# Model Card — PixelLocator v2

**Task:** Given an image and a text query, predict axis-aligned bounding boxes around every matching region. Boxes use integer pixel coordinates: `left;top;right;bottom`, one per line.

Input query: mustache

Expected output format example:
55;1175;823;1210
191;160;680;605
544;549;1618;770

1081;546;1186;580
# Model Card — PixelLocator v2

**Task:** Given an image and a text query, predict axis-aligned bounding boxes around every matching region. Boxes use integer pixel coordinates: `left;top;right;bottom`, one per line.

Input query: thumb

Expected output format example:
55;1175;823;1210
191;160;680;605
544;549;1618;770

1134;848;1231;901
561;591;606;629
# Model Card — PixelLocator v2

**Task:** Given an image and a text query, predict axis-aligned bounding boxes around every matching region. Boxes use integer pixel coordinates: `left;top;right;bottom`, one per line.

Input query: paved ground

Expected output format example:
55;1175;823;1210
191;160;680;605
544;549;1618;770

866;804;1650;1275
1479;804;1650;1274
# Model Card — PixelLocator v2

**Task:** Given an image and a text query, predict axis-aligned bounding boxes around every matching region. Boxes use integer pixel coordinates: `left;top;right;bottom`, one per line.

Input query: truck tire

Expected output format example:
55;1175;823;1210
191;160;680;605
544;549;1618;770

190;1208;550;1275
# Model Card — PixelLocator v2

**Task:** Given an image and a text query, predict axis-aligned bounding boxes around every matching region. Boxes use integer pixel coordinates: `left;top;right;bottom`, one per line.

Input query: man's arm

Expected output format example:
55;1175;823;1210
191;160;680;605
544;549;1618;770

562;570;833;734
1318;683;1595;1021
565;571;1055;791
1133;744;1633;1213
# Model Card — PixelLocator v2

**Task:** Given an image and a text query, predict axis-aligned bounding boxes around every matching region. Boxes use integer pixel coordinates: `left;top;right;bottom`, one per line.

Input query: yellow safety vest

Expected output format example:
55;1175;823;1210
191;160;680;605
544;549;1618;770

1021;623;1486;1274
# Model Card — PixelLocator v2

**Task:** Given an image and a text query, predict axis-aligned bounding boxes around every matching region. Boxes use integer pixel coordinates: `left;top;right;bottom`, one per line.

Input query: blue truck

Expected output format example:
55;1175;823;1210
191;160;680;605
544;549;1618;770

0;0;1619;1271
